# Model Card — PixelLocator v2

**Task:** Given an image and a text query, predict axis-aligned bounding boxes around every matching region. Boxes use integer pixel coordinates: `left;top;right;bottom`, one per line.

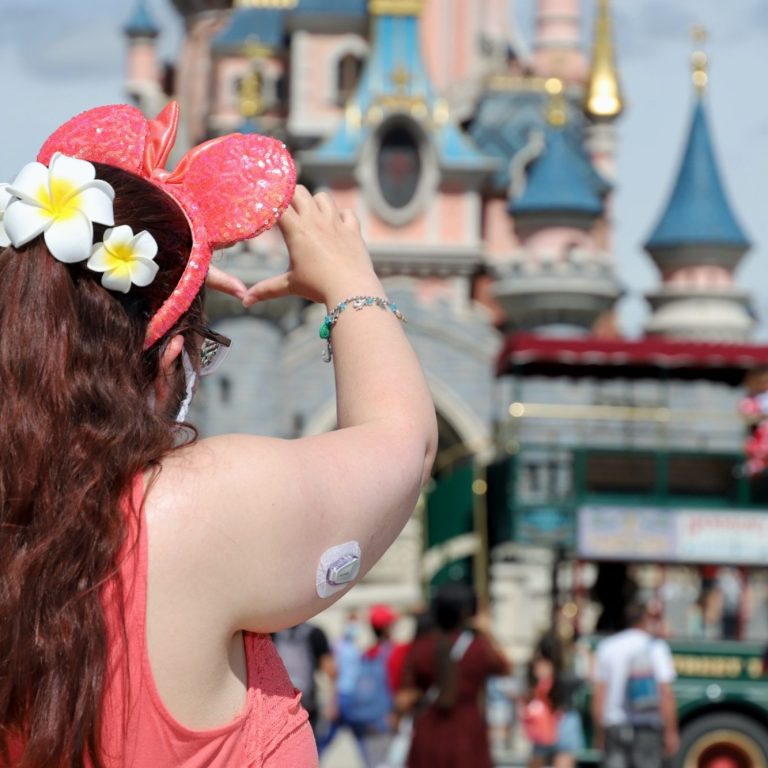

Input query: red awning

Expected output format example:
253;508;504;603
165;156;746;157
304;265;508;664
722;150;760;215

497;333;768;385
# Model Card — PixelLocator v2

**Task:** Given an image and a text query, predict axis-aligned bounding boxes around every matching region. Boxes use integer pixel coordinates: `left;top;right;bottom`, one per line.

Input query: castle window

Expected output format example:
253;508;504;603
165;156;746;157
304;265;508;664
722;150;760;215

376;123;421;209
336;53;363;107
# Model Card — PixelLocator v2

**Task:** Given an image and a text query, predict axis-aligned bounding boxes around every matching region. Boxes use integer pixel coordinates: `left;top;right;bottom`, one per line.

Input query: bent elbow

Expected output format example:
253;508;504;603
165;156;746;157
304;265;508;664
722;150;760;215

420;409;438;487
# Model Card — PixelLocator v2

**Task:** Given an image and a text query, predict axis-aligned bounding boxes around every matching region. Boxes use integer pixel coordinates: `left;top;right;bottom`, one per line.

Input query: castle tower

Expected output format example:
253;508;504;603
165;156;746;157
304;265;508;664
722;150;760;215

583;0;623;182
301;0;492;270
532;0;587;83
644;31;752;341
123;0;163;113
495;78;619;334
208;2;292;139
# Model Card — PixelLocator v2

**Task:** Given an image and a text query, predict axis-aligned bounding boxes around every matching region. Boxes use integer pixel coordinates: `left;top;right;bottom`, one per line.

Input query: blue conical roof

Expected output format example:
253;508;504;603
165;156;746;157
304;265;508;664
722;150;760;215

124;0;159;38
646;100;749;250
510;127;604;217
212;8;286;51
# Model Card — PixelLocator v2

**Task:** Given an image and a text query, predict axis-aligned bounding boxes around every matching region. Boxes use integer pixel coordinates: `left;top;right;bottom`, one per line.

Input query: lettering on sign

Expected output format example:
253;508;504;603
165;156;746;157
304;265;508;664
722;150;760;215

673;654;763;679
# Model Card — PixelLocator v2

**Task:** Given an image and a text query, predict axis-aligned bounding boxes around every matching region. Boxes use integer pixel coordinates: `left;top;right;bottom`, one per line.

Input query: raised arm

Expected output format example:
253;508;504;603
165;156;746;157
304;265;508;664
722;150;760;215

149;187;438;633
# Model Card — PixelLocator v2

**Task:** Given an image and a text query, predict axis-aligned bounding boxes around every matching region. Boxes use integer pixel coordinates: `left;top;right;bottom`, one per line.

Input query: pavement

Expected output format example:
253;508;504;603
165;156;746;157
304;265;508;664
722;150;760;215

319;730;530;767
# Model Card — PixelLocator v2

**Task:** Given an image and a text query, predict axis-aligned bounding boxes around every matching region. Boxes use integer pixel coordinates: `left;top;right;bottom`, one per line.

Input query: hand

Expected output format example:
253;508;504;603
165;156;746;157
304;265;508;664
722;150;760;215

323;697;339;724
664;728;679;757
593;728;605;751
242;185;379;308
205;265;247;301
471;604;494;635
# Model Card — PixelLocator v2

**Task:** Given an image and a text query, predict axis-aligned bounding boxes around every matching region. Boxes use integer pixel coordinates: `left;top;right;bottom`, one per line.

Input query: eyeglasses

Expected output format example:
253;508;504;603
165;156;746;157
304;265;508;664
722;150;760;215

191;324;231;376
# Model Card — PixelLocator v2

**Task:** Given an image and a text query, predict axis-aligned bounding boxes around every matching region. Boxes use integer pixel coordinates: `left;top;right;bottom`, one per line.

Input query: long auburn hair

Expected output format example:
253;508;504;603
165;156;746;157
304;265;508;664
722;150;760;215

0;164;203;767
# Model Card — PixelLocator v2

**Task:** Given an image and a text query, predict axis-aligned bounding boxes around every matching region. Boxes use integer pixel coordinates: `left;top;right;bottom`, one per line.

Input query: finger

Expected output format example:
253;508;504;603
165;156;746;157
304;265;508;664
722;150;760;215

314;190;337;217
206;265;246;299
290;184;313;214
339;208;360;231
242;272;292;307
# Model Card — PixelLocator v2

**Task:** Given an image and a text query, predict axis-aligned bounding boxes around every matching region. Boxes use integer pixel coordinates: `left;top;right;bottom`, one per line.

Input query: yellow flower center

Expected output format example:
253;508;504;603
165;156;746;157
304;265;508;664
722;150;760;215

37;178;82;221
104;241;138;275
107;241;136;264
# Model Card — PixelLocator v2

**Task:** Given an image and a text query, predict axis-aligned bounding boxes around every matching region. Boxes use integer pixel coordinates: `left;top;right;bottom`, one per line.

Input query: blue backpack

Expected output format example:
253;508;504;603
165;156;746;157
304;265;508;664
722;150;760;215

342;647;392;728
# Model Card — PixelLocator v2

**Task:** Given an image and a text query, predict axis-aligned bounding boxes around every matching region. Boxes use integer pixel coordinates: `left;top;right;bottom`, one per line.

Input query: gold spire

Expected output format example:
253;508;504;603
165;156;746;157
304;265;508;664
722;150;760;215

584;0;623;119
545;77;567;127
368;0;424;16
691;25;709;96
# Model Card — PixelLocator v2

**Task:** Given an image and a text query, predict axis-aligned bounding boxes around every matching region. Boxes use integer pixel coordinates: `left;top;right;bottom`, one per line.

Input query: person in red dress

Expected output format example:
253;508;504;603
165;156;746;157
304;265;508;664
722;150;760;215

398;583;511;768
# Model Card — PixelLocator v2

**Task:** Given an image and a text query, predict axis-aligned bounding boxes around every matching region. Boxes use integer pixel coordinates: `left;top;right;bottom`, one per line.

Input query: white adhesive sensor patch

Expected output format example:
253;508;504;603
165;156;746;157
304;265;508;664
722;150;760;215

316;541;361;598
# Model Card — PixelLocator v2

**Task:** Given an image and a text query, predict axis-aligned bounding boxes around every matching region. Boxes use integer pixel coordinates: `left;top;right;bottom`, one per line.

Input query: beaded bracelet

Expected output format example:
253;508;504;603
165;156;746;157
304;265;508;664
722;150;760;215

319;295;406;362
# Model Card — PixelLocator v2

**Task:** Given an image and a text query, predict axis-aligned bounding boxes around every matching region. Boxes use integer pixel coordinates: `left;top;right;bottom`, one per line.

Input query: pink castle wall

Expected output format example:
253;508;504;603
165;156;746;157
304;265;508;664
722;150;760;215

126;43;158;85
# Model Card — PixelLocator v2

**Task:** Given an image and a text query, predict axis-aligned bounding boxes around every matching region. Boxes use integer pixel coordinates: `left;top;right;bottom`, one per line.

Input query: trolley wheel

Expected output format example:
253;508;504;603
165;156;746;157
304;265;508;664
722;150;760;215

677;713;768;768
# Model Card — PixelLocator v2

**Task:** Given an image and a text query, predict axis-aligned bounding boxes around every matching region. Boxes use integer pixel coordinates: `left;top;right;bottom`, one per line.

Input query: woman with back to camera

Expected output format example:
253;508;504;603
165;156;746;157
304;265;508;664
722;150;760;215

397;582;511;768
0;102;437;768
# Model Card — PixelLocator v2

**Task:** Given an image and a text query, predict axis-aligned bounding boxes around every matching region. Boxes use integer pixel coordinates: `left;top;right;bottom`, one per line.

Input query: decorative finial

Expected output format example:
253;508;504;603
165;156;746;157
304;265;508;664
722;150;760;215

545;77;567;127
691;25;709;96
368;0;424;16
238;71;263;118
584;0;623;119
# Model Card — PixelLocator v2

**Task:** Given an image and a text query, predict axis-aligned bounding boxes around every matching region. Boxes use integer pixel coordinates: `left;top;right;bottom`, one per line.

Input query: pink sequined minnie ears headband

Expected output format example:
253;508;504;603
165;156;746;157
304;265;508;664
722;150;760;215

0;102;296;349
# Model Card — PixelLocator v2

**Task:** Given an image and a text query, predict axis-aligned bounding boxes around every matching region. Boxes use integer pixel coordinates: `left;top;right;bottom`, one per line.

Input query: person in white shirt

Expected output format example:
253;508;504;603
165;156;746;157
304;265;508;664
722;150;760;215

591;602;679;768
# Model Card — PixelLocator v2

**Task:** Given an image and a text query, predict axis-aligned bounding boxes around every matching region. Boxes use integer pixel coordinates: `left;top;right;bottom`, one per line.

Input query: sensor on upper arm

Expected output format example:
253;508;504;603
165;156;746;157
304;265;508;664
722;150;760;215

316;541;361;598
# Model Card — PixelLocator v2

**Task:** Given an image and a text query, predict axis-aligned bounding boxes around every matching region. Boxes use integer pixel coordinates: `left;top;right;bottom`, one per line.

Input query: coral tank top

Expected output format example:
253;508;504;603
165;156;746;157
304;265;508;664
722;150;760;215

98;475;319;767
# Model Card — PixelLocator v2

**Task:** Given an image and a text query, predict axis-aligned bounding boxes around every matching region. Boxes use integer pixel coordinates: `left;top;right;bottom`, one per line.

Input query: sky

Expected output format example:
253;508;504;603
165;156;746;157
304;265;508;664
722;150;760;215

0;0;766;338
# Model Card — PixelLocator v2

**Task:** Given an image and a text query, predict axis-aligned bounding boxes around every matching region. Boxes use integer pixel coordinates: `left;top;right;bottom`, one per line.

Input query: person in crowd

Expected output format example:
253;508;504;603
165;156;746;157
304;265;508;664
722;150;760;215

592;601;679;768
522;633;584;768
273;622;337;739
0;102;437;767
397;583;511;768
319;605;400;767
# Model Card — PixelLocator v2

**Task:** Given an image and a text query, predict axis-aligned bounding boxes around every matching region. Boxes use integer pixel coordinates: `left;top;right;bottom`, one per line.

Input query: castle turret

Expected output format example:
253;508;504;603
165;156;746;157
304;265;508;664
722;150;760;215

644;30;752;341
495;78;620;334
532;0;587;83
124;0;162;110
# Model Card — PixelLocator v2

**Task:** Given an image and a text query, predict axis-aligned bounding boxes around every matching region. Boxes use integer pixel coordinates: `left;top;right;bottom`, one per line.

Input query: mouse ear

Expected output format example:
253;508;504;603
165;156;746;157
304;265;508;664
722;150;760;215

164;132;296;249
37;104;150;174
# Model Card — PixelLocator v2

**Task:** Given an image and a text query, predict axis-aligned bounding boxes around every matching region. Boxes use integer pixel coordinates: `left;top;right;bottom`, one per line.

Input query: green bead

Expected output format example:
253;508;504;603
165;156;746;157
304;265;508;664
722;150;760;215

319;322;331;340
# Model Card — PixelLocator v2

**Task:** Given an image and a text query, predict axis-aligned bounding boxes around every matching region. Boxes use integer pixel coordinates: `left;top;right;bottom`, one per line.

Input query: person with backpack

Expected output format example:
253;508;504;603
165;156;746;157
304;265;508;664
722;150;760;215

318;606;399;767
273;623;337;739
592;601;679;768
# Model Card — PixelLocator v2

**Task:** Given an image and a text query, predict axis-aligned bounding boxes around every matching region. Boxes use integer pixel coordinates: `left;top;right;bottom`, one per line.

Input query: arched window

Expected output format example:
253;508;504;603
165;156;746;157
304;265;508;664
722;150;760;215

336;53;362;106
376;123;422;209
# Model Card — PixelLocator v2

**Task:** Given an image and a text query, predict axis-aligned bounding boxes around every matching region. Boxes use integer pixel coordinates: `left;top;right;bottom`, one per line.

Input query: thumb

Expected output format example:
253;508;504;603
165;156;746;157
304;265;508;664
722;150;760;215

242;272;293;308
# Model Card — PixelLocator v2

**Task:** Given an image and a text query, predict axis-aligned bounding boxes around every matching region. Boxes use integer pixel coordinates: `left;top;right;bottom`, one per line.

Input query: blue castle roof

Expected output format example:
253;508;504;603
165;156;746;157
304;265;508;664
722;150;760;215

213;1;366;51
213;8;286;50
646;100;749;250
294;0;367;15
308;11;489;174
124;0;159;38
510;126;605;217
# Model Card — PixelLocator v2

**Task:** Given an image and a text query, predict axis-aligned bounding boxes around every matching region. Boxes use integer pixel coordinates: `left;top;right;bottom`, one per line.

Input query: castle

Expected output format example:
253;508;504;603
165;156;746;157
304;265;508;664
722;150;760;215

123;0;758;649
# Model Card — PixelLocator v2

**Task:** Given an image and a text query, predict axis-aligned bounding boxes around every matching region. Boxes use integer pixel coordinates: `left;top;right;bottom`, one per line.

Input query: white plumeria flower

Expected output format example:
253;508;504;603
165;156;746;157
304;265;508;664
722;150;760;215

3;152;114;263
0;184;12;247
87;225;159;294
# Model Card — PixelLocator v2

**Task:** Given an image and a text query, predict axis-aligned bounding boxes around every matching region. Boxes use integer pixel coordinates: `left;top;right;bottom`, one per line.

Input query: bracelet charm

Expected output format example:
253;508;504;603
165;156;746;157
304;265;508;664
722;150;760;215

319;295;405;362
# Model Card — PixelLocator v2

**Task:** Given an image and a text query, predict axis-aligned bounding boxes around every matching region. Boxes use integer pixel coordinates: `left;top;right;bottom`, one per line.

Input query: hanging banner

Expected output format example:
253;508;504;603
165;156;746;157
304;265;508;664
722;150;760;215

578;505;768;565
